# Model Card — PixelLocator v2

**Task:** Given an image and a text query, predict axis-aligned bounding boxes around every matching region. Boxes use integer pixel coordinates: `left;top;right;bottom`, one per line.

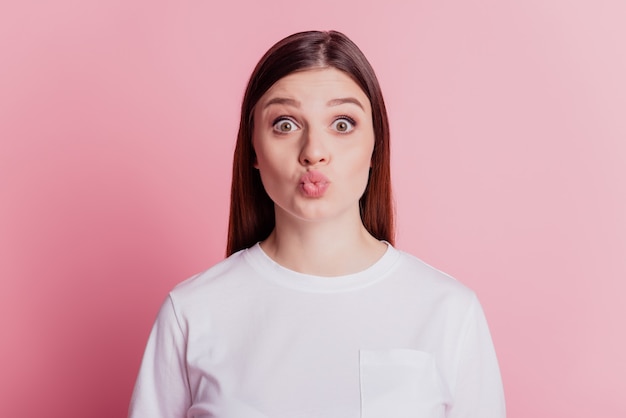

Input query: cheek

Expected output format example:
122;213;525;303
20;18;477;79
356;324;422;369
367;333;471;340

253;143;287;190
349;146;375;190
254;144;277;174
253;143;283;174
358;138;376;171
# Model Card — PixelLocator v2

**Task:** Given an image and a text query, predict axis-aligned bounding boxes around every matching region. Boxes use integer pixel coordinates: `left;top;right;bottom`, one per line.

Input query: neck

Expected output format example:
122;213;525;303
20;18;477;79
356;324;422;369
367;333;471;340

260;208;387;277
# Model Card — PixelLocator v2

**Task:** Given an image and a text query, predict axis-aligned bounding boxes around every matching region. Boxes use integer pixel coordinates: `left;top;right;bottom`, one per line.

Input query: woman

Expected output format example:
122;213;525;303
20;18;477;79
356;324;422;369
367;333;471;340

129;30;505;418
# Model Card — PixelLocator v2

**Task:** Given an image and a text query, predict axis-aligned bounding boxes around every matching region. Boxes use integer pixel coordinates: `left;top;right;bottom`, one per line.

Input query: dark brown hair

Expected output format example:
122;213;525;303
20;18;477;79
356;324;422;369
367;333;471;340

227;30;394;255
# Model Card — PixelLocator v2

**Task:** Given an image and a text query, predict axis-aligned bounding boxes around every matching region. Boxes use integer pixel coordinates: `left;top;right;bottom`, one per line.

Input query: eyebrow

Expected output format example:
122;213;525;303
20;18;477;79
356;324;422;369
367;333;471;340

263;97;301;109
327;97;364;110
262;96;365;110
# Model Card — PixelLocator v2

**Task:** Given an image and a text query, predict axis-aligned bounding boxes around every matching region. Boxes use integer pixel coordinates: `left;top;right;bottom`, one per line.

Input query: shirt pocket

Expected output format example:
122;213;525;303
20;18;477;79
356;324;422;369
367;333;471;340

359;349;448;418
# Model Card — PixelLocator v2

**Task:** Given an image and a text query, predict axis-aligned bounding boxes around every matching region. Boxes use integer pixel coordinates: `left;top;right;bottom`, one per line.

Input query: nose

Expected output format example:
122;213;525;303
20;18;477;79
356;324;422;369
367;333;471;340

299;128;329;166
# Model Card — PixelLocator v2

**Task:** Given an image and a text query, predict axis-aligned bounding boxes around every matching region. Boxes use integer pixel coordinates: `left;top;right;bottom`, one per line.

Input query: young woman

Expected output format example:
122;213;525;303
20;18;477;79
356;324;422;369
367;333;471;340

129;30;505;418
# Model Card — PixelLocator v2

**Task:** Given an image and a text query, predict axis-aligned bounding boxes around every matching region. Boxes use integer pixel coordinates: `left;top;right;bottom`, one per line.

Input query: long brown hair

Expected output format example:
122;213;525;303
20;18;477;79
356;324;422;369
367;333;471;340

227;30;394;255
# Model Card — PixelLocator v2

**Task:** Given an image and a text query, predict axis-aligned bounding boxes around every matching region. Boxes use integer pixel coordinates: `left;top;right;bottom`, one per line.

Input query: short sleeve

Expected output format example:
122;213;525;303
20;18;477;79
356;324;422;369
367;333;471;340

447;295;506;418
128;295;191;418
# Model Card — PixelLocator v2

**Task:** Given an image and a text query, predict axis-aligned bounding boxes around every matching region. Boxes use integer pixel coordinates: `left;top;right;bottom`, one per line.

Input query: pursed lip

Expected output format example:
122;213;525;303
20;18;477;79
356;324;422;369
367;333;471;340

299;170;330;198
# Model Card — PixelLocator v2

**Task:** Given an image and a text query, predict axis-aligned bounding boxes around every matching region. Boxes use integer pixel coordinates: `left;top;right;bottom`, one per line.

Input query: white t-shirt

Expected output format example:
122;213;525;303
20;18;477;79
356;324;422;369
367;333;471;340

129;243;505;418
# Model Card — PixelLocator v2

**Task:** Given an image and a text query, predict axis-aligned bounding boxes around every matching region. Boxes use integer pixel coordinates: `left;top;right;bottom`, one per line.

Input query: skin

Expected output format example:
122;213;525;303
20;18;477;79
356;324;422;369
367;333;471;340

252;67;387;276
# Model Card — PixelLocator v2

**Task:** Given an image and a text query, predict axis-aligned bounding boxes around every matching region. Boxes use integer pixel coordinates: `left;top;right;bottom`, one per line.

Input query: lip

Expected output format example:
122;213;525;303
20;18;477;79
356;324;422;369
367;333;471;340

299;171;330;198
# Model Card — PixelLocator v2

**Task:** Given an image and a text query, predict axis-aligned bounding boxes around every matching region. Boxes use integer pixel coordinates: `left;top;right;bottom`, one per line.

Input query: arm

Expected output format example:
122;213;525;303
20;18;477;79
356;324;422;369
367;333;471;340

128;295;191;418
447;295;506;418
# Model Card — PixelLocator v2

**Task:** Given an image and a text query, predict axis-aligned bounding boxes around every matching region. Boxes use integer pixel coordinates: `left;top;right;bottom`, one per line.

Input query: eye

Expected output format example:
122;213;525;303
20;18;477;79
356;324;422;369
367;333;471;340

272;117;300;133
331;117;356;133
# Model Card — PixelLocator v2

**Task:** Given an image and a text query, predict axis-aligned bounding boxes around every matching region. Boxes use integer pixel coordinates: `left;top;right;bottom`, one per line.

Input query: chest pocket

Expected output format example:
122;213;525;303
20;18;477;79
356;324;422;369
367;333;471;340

359;349;449;418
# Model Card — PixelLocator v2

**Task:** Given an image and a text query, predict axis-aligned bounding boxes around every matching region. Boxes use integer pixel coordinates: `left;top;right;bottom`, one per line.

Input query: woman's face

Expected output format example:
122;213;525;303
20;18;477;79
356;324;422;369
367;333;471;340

252;67;375;224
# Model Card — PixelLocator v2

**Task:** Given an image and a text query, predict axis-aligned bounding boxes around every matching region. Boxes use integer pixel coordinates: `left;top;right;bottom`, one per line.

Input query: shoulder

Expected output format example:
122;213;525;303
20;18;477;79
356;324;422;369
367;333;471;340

167;247;255;305
390;247;477;307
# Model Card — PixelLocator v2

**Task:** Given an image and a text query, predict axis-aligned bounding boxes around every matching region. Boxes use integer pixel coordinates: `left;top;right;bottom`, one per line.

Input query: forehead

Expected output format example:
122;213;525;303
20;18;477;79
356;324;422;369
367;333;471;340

259;67;370;108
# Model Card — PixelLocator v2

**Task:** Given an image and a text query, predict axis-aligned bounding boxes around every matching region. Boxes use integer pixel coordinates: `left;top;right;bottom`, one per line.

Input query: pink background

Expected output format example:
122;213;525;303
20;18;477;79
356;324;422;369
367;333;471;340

1;1;625;417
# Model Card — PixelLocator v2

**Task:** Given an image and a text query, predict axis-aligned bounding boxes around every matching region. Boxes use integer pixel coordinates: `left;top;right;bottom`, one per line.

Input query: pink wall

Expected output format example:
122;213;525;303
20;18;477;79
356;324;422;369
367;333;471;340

1;1;624;416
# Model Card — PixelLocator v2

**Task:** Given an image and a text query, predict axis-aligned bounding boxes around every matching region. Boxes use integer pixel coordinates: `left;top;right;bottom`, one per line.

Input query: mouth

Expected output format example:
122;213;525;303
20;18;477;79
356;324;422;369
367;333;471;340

299;171;330;198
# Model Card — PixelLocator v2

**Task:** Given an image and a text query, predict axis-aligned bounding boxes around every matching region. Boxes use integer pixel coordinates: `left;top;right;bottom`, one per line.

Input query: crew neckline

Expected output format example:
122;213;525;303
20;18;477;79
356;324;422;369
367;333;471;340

243;241;401;293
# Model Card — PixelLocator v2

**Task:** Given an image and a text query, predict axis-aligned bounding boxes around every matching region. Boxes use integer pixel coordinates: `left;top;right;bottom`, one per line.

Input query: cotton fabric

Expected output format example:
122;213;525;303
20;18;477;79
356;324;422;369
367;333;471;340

129;243;505;417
